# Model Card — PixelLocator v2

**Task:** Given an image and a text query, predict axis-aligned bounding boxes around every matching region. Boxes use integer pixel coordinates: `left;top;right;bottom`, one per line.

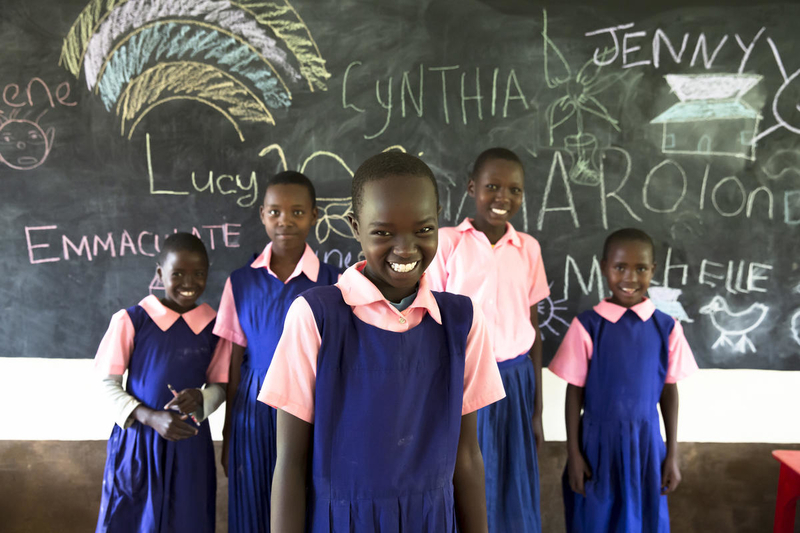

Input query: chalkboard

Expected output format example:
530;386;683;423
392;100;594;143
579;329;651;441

1;0;798;370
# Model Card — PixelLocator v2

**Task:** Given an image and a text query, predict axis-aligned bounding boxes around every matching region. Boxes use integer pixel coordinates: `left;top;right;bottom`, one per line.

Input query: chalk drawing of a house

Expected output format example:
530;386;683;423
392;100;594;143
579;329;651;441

651;74;762;161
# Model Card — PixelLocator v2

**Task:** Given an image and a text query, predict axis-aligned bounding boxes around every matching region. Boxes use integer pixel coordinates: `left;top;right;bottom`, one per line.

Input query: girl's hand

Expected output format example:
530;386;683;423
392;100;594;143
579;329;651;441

146;410;199;441
164;388;203;415
221;439;229;477
661;453;682;494
531;413;544;449
567;451;592;496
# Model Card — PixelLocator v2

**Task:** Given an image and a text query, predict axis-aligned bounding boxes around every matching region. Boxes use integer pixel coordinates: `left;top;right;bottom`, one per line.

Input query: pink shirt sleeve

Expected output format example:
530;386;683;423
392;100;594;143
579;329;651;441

258;297;320;423
526;237;550;307
548;317;593;387
94;309;135;376
462;300;506;414
213;278;247;347
206;337;232;383
426;229;455;292
665;319;699;383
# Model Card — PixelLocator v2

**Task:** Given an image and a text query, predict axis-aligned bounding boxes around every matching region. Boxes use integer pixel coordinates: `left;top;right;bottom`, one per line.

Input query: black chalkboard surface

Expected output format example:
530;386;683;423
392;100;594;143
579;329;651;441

1;0;798;369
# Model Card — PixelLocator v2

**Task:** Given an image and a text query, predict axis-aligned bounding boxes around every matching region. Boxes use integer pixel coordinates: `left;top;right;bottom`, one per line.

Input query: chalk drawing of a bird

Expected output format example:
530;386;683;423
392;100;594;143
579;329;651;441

699;296;769;353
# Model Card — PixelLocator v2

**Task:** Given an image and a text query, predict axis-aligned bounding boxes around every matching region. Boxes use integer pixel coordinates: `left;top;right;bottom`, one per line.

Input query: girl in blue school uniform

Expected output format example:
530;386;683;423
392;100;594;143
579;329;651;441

260;152;506;532
549;228;698;533
94;233;231;533
214;171;340;533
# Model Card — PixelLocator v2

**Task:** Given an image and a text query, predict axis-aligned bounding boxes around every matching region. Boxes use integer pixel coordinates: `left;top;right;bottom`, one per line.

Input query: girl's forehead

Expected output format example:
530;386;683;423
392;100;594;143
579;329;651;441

607;239;653;259
264;183;313;204
161;249;208;266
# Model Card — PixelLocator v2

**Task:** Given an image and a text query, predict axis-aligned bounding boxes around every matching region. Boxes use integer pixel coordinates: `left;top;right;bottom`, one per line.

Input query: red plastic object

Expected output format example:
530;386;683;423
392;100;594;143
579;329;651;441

773;450;800;533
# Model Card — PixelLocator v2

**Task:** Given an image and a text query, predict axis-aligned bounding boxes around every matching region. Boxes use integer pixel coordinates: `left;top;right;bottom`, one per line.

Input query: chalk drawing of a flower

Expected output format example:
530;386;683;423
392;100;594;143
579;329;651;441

542;9;625;186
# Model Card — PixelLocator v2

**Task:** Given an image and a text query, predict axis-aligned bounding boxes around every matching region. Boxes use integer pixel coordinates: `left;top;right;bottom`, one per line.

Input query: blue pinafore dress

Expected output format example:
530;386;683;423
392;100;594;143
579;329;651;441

477;351;541;532
303;286;472;532
96;304;218;533
227;256;339;533
563;307;674;533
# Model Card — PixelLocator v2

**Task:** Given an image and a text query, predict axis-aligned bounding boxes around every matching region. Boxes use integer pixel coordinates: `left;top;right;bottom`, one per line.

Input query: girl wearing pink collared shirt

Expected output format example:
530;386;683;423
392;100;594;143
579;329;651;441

427;147;550;532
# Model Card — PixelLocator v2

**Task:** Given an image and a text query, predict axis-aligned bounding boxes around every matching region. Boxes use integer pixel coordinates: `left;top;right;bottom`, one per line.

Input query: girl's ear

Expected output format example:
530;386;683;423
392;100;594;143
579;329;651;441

156;265;164;283
467;179;476;197
310;206;319;226
347;213;361;241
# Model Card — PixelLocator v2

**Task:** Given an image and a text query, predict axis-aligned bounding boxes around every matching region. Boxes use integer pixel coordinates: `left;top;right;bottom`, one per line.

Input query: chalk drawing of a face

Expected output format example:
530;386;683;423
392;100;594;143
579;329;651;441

0;110;55;170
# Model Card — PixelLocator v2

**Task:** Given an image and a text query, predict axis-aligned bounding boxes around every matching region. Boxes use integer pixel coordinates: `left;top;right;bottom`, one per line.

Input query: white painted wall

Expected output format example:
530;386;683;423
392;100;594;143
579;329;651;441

0;358;798;443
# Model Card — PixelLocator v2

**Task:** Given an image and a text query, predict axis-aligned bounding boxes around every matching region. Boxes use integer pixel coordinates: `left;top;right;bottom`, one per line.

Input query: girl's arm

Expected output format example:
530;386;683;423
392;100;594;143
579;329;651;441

529;306;544;448
453;412;488;533
660;383;681;493
272;409;312;533
565;384;591;495
221;343;245;476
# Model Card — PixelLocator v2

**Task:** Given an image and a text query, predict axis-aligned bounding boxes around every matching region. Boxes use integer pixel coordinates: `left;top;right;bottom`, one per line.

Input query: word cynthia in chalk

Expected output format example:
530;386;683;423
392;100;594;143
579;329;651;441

24;224;241;264
342;62;531;139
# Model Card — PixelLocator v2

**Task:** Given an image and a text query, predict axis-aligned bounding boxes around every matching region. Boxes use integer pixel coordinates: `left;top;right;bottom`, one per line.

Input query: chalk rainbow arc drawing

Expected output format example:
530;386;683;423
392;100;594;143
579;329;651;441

60;0;330;141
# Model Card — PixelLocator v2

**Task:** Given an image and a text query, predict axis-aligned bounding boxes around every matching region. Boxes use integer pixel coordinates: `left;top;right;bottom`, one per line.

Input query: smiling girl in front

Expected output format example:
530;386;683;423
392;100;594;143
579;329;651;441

549;228;698;533
94;233;231;532
259;152;505;532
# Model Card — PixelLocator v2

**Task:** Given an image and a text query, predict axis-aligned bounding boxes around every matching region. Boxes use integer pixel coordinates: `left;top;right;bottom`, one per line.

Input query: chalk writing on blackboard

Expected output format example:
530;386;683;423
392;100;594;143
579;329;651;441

542;9;625;186
61;0;330;141
762;149;800;180
699;295;769;353
24;223;242;265
0;109;55;170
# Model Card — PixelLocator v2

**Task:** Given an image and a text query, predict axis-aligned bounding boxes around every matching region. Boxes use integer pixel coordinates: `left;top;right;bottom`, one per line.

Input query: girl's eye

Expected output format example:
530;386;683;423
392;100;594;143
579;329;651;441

486;184;498;190
268;210;279;216
511;188;522;195
373;230;391;237
293;210;304;216
418;227;434;234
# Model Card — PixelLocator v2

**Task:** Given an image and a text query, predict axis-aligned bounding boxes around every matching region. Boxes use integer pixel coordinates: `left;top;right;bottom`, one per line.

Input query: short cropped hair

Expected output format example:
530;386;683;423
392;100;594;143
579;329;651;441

602;228;655;261
265;170;316;208
158;232;209;265
351;152;438;218
470;147;523;182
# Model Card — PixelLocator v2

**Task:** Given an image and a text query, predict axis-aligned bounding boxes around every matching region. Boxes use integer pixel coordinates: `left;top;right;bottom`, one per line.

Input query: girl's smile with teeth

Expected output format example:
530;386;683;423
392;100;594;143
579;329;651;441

491;208;508;215
389;261;418;273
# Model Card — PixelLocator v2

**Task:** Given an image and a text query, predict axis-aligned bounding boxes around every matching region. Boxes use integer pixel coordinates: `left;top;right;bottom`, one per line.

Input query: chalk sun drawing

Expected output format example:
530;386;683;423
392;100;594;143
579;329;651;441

791;309;800;347
61;0;330;141
699;295;768;353
537;282;570;340
651;74;762;161
542;9;626;187
0;109;55;171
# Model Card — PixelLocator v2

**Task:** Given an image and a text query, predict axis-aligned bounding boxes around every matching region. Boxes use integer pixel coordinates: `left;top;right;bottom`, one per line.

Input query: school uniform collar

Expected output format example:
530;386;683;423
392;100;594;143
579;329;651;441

250;242;320;282
337;261;443;324
594;298;656;323
456;218;522;248
139;295;216;334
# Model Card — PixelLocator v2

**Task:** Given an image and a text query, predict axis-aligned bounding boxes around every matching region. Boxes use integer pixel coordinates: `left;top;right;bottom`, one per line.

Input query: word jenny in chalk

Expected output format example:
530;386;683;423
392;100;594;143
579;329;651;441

23;224;241;264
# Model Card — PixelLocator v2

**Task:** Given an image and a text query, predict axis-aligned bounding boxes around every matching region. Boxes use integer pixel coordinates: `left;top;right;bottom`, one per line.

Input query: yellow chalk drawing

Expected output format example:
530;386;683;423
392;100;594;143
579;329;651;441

259;143;289;171
117;62;274;138
94;20;292;101
132;96;246;141
233;1;330;91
